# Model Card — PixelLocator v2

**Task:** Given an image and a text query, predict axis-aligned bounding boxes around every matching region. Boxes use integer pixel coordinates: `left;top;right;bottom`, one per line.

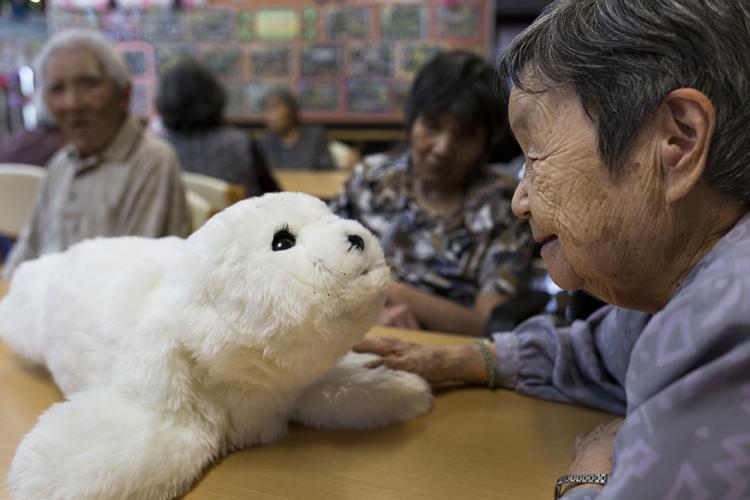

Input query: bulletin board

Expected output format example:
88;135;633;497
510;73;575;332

46;0;494;123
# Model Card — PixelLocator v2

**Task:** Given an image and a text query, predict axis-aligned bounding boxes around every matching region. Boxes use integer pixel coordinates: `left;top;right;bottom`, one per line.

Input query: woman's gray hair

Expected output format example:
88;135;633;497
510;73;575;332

499;0;750;204
34;29;130;92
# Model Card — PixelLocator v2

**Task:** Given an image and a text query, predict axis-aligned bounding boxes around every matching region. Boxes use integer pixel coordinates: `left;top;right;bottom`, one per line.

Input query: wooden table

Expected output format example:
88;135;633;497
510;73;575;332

0;280;614;500
274;170;351;200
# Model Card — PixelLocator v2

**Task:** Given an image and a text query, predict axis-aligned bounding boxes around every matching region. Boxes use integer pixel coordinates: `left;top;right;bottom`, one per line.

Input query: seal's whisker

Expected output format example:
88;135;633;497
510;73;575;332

317;260;348;288
316;259;348;279
312;262;318;295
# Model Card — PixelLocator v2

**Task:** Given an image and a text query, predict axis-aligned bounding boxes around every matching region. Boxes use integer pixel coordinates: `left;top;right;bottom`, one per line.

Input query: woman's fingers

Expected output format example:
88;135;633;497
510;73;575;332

353;335;415;356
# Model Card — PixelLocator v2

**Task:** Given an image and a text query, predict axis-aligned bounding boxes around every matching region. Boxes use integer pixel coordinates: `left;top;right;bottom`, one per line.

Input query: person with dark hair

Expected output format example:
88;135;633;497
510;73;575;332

0;94;65;167
356;1;750;498
330;50;534;336
155;59;279;197
258;87;335;171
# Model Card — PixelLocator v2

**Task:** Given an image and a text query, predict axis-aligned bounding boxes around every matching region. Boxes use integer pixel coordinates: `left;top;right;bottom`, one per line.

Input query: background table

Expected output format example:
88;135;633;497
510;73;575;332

0;279;614;500
273;170;351;200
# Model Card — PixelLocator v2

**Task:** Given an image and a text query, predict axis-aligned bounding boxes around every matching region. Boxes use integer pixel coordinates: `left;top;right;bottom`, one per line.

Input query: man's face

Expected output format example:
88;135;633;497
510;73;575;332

42;48;129;157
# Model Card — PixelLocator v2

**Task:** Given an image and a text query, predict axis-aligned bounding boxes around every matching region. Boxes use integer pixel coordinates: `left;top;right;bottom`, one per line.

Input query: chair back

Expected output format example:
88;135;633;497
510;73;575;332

0;163;46;237
185;189;212;232
328;140;360;170
182;172;246;212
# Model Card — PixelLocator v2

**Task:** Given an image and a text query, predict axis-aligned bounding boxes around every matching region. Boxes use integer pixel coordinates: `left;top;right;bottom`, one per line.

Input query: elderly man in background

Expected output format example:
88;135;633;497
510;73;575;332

3;29;190;279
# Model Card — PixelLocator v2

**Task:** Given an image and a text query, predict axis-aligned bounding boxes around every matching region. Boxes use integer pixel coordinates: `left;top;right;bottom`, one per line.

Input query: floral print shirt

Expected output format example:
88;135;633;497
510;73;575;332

330;151;534;306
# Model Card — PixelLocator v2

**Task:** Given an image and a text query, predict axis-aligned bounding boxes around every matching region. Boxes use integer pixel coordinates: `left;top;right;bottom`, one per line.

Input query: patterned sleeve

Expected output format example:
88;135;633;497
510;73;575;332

477;213;534;297
572;266;750;498
328;161;366;220
473;173;535;297
492;306;650;414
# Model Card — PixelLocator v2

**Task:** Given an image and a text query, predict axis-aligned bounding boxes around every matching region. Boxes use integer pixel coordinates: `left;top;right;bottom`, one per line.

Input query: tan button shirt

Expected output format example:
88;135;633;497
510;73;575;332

4;117;191;278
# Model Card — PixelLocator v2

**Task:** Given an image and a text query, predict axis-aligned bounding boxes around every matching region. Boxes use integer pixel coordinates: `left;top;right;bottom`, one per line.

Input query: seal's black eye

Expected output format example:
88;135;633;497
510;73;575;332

272;226;296;251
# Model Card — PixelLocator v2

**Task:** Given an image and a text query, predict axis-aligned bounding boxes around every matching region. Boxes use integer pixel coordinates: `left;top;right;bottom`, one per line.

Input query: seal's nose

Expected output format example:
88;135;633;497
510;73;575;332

347;234;365;252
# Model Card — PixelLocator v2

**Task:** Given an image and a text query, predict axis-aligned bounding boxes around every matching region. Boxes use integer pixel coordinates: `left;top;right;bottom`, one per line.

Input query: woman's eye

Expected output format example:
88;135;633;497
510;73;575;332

271;228;296;251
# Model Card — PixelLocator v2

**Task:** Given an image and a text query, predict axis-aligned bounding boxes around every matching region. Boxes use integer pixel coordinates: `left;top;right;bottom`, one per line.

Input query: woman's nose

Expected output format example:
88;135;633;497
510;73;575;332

431;132;454;156
511;167;530;219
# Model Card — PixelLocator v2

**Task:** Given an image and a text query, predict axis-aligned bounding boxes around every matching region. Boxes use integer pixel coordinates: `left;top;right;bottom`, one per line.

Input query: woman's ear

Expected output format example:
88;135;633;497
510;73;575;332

658;88;716;204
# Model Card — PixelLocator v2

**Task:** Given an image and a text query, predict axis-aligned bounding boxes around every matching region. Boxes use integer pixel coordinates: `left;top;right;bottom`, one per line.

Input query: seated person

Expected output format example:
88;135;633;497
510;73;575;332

330;50;535;336
0;95;65;166
259;88;335;171
357;0;750;497
3;29;190;279
155;59;279;197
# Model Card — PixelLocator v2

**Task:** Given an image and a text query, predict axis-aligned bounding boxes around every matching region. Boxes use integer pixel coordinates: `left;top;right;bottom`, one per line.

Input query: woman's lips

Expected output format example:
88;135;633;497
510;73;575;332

540;235;559;254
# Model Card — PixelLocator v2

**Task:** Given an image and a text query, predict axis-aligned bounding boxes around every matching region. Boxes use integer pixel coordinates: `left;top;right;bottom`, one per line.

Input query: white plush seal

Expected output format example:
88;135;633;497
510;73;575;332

0;192;432;500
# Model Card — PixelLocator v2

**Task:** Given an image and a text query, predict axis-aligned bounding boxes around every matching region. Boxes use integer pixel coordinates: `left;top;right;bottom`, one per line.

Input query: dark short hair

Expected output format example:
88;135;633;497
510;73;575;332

499;0;750;204
405;50;507;153
155;59;225;132
262;87;300;126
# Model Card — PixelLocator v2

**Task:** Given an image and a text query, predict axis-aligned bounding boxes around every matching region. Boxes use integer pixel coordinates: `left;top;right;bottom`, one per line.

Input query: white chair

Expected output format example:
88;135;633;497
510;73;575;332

328;140;360;170
181;172;246;213
185;189;212;233
0;163;46;238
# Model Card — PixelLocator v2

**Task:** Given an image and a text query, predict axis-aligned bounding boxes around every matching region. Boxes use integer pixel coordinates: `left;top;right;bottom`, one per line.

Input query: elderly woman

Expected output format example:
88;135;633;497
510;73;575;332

357;0;750;498
259;88;335;171
331;50;534;336
3;29;190;278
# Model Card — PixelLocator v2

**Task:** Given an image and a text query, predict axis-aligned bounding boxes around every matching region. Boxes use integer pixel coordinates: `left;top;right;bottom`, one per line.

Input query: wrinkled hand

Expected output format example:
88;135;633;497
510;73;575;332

568;418;623;480
353;336;486;384
377;303;421;329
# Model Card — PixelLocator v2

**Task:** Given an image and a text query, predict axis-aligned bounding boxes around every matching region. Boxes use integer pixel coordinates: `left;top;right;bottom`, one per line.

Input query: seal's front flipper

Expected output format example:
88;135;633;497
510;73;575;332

291;352;433;429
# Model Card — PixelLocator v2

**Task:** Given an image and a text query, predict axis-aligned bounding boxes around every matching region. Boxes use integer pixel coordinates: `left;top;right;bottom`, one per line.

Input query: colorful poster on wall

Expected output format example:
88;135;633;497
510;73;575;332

325;5;371;40
298;80;339;112
250;47;292;78
47;0;493;123
349;45;392;77
436;0;483;40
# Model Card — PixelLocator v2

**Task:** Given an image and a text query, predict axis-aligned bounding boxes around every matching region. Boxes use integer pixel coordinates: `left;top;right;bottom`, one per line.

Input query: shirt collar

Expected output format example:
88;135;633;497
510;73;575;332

66;116;142;174
675;210;750;294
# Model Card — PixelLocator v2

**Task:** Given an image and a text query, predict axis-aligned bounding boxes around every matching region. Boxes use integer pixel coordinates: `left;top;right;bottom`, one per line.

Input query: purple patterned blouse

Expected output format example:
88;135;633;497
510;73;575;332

492;212;750;499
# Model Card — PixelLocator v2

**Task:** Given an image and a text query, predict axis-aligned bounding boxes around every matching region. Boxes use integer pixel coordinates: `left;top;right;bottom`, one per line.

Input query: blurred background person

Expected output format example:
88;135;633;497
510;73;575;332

330;50;534;336
0;92;64;166
3;29;190;279
155;59;279;197
259;87;336;171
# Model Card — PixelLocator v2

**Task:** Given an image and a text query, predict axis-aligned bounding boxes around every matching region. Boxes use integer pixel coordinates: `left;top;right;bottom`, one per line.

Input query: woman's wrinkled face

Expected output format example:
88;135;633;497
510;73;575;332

409;113;487;188
509;85;663;305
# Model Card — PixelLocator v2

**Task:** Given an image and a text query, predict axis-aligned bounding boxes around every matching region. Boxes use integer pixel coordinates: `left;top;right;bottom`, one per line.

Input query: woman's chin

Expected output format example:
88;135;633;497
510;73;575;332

541;242;585;291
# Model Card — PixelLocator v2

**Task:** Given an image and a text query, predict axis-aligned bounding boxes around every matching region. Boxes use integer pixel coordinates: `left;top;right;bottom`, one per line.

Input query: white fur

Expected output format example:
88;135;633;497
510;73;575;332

0;192;432;500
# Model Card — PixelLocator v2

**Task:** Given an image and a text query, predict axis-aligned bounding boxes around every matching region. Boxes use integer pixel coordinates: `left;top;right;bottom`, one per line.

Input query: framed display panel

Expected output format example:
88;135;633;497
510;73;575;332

46;0;494;123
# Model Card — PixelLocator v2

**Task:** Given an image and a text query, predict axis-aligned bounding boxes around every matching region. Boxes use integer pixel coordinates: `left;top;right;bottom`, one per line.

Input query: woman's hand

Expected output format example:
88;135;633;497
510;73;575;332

353;336;489;385
564;418;623;492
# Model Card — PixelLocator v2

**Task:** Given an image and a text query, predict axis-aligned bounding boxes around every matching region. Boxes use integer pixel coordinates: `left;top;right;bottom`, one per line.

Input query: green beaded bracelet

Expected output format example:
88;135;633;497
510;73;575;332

472;338;496;389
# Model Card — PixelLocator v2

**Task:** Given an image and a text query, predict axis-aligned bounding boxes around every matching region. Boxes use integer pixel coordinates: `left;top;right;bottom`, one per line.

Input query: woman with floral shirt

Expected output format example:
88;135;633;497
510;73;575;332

330;50;534;335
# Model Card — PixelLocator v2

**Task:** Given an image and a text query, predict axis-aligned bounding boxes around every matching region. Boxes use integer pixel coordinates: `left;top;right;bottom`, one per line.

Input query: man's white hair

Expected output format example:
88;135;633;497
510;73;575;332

34;29;131;92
